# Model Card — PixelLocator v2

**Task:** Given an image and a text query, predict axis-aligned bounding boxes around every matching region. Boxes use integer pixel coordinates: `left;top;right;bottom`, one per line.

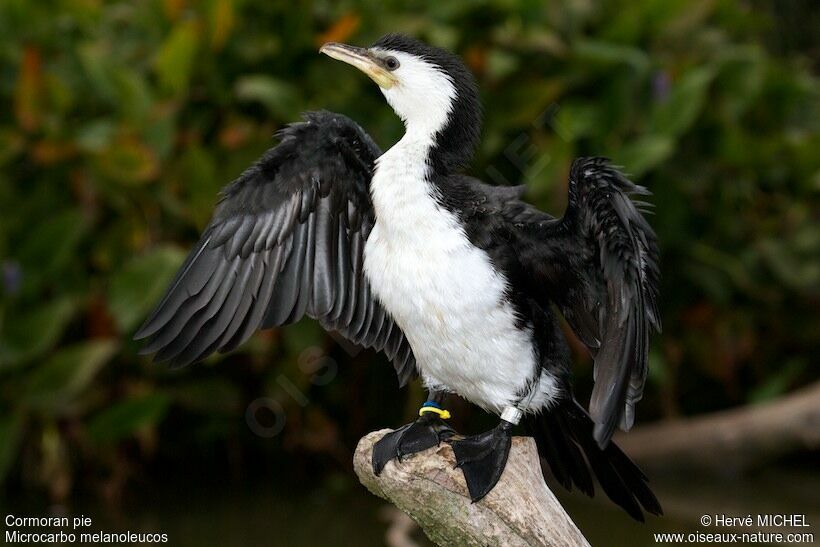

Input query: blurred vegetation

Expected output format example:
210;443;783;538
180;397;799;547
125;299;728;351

0;0;817;503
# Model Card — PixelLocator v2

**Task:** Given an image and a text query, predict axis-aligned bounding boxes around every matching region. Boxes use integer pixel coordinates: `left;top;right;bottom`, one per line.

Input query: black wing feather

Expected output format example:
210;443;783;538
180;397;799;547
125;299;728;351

517;157;660;447
135;111;417;382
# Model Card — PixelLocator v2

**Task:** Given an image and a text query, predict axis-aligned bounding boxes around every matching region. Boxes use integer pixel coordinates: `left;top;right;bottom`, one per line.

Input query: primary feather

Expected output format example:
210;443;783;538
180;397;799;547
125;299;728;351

514;157;661;447
135;111;416;383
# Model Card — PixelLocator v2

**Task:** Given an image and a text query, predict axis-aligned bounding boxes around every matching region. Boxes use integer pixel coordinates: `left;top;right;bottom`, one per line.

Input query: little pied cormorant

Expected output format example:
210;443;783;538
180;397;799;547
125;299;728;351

136;34;662;521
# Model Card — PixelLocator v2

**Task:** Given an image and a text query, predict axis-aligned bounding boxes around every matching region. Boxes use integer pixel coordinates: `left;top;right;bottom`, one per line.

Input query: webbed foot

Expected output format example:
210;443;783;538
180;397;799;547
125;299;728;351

372;412;456;475
450;421;513;502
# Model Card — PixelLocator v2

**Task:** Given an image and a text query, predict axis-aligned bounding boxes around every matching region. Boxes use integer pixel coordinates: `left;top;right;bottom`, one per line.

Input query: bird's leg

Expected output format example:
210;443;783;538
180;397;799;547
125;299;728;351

372;390;457;475
449;406;522;502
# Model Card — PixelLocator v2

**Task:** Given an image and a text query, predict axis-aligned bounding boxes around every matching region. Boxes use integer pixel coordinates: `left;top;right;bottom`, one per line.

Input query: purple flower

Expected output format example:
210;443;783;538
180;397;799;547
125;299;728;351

652;71;671;102
3;261;22;295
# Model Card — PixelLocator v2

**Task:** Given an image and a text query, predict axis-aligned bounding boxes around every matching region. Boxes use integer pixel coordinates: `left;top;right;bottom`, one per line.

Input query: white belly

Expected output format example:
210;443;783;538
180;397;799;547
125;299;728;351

363;140;553;413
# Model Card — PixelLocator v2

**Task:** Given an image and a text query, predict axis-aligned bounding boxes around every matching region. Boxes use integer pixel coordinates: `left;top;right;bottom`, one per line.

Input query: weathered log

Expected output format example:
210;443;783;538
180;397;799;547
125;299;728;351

354;430;590;547
617;382;820;473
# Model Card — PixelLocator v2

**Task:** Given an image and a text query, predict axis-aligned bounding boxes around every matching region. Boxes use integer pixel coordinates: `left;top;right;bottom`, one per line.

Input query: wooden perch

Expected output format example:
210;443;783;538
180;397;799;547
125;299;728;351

616;382;820;473
354;430;590;547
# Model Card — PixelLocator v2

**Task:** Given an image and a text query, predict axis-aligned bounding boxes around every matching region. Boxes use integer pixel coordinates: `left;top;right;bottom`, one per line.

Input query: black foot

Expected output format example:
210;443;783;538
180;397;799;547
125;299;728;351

450;421;513;502
372;414;457;475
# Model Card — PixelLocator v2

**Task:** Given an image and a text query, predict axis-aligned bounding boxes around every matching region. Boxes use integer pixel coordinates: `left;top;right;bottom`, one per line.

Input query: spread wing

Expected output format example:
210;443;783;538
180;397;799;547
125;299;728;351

134;111;416;385
516;158;660;447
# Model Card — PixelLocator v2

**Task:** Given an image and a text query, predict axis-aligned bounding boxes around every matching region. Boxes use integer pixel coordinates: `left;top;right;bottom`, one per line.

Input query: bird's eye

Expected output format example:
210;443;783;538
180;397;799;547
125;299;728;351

384;56;400;71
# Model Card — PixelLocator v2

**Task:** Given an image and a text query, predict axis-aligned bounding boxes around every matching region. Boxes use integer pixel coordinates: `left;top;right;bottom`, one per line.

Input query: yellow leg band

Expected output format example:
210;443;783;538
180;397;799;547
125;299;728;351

419;406;451;420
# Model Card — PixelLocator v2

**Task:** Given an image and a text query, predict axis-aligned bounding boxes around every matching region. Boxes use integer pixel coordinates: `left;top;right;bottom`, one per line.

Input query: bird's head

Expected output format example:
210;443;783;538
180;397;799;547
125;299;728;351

321;34;481;173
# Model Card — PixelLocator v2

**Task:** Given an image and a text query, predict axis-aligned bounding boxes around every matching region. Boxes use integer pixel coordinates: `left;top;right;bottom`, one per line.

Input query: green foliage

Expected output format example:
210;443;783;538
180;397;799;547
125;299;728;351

108;246;186;332
87;393;171;443
22;340;118;412
0;414;24;483
0;297;76;368
0;0;817;498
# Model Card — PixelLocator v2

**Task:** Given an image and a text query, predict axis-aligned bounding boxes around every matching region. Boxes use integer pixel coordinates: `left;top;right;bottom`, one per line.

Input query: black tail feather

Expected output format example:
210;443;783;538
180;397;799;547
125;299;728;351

525;398;662;522
526;408;594;496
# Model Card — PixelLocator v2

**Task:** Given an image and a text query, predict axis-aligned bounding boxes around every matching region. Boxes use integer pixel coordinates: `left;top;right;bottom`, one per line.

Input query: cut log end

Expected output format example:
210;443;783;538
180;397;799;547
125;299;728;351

354;429;590;547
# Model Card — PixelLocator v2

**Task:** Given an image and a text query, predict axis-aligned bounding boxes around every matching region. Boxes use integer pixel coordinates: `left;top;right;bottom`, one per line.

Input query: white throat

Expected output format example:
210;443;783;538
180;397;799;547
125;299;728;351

368;132;437;241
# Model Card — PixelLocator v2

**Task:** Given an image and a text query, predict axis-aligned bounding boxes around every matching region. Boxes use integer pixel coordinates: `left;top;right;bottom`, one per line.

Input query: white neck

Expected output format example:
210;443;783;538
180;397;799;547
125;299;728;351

392;127;435;158
368;129;440;243
375;49;456;148
396;106;449;146
369;49;460;231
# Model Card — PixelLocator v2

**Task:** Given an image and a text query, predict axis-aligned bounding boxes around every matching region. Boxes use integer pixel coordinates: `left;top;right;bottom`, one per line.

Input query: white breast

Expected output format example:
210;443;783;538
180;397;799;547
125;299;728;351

363;137;556;414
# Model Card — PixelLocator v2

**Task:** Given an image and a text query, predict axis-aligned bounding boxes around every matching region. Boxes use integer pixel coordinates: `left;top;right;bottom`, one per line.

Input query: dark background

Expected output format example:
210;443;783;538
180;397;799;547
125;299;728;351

1;1;817;545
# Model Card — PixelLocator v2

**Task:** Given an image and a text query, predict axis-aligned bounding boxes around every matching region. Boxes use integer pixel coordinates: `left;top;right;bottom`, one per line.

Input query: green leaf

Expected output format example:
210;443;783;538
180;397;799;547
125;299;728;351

108;246;186;332
235;75;300;118
23;340;118;411
77;42;118;104
573;39;650;74
747;360;806;404
95;137;159;185
715;47;765;121
758;235;820;292
612;134;674;177
112;67;153;121
0;128;25;166
171;379;240;415
0;297;77;368
553;102;600;141
486;49;519;80
651;66;715;137
647;348;669;386
15;208;88;294
143;107;177;160
178;145;219;227
689;242;758;294
87;393;171;443
76;119;116;153
0;414;24;483
155;20;199;95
